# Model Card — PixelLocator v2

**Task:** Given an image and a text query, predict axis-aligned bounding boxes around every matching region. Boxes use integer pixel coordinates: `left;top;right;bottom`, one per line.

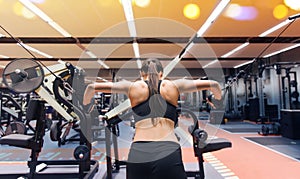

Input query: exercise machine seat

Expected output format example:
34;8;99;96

201;138;232;153
0;134;34;149
0;99;45;151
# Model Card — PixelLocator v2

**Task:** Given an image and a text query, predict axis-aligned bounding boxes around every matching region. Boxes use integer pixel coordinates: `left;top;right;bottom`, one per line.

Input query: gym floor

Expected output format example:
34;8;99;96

1;113;300;179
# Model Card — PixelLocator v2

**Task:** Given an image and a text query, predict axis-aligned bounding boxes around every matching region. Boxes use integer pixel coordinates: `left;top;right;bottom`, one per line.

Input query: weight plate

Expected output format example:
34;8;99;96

2;59;44;93
5;121;26;135
73;145;90;161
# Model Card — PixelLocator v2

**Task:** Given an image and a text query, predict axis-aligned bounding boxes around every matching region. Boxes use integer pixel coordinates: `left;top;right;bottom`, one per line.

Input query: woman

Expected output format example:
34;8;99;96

83;58;222;179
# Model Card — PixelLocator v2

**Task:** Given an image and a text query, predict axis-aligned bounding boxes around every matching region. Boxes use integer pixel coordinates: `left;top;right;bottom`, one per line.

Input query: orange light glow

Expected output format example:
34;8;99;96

135;0;151;8
183;3;200;20
273;4;289;19
13;2;23;16
284;0;300;11
22;6;35;19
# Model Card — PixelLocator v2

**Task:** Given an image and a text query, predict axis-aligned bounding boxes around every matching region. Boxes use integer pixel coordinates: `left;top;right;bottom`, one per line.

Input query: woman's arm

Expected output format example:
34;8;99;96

83;80;132;105
173;79;222;100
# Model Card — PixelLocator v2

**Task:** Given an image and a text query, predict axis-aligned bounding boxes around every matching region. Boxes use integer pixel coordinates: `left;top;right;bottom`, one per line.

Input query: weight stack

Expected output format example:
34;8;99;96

248;98;260;122
280;109;300;139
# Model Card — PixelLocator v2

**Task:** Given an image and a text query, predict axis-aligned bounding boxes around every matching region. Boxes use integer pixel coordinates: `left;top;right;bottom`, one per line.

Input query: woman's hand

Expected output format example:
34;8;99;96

83;84;95;105
210;81;222;100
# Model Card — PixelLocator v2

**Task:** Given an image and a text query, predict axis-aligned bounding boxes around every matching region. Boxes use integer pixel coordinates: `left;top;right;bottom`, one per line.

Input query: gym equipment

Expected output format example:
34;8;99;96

0;59;99;178
280;109;300;139
280;66;300;109
225;15;298;124
0;93;24;121
259;123;281;136
183;108;232;179
2;59;44;93
0;90;29;137
74;145;90;161
4;121;26;135
0;99;48;178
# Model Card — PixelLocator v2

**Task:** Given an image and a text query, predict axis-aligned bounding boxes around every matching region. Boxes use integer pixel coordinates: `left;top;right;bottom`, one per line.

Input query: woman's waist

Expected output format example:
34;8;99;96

135;117;174;128
134;117;178;142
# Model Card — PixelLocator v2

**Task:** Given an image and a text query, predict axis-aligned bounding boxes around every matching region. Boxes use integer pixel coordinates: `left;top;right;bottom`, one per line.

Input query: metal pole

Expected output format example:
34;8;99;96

258;77;265;117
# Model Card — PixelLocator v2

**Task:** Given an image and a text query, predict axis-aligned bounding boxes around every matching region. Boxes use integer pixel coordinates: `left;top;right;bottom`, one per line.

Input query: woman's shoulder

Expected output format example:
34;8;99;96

161;79;177;87
130;80;148;90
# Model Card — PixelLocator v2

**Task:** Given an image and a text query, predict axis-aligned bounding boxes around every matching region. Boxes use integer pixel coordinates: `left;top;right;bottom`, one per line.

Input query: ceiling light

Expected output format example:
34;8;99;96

17;42;53;58
263;43;300;58
224;4;241;18
224;4;258;21
222;9;295;60
184;42;195;54
97;77;109;82
221;42;249;58
57;59;65;64
222;42;249;58
177;0;230;60
284;0;300;11
0;54;9;58
19;0;51;21
121;0;141;69
97;59;110;69
121;0;136;37
183;3;200;20
121;0;134;22
234;59;255;69
85;50;110;69
19;0;72;37
29;0;45;3
273;4;289;20
85;50;97;58
202;59;218;68
133;41;142;68
135;0;151;8
223;12;293;58
22;5;35;19
132;41;140;58
48;21;72;37
196;0;230;37
136;59;142;69
259;19;290;37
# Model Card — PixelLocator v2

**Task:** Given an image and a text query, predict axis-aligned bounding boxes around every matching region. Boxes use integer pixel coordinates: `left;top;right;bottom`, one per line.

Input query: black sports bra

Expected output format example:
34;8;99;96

132;81;178;126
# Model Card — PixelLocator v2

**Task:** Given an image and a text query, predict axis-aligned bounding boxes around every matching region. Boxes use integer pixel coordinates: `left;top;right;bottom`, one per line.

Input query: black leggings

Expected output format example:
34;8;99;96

126;141;187;179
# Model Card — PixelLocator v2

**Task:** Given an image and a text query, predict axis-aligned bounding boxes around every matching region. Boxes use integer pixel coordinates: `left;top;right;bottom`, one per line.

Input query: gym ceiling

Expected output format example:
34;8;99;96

0;0;299;80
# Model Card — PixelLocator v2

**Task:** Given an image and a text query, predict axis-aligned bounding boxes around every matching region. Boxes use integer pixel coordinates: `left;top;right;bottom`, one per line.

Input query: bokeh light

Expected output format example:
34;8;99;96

22;6;35;19
29;0;46;3
284;0;300;11
118;0;136;6
273;4;289;19
224;4;257;21
99;0;114;7
135;0;151;8
13;2;35;19
13;2;23;16
224;4;242;18
183;3;200;20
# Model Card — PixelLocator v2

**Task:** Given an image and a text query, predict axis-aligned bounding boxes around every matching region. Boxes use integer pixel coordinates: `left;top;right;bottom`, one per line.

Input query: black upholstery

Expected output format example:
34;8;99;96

200;138;232;153
0;99;45;150
0;134;33;148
